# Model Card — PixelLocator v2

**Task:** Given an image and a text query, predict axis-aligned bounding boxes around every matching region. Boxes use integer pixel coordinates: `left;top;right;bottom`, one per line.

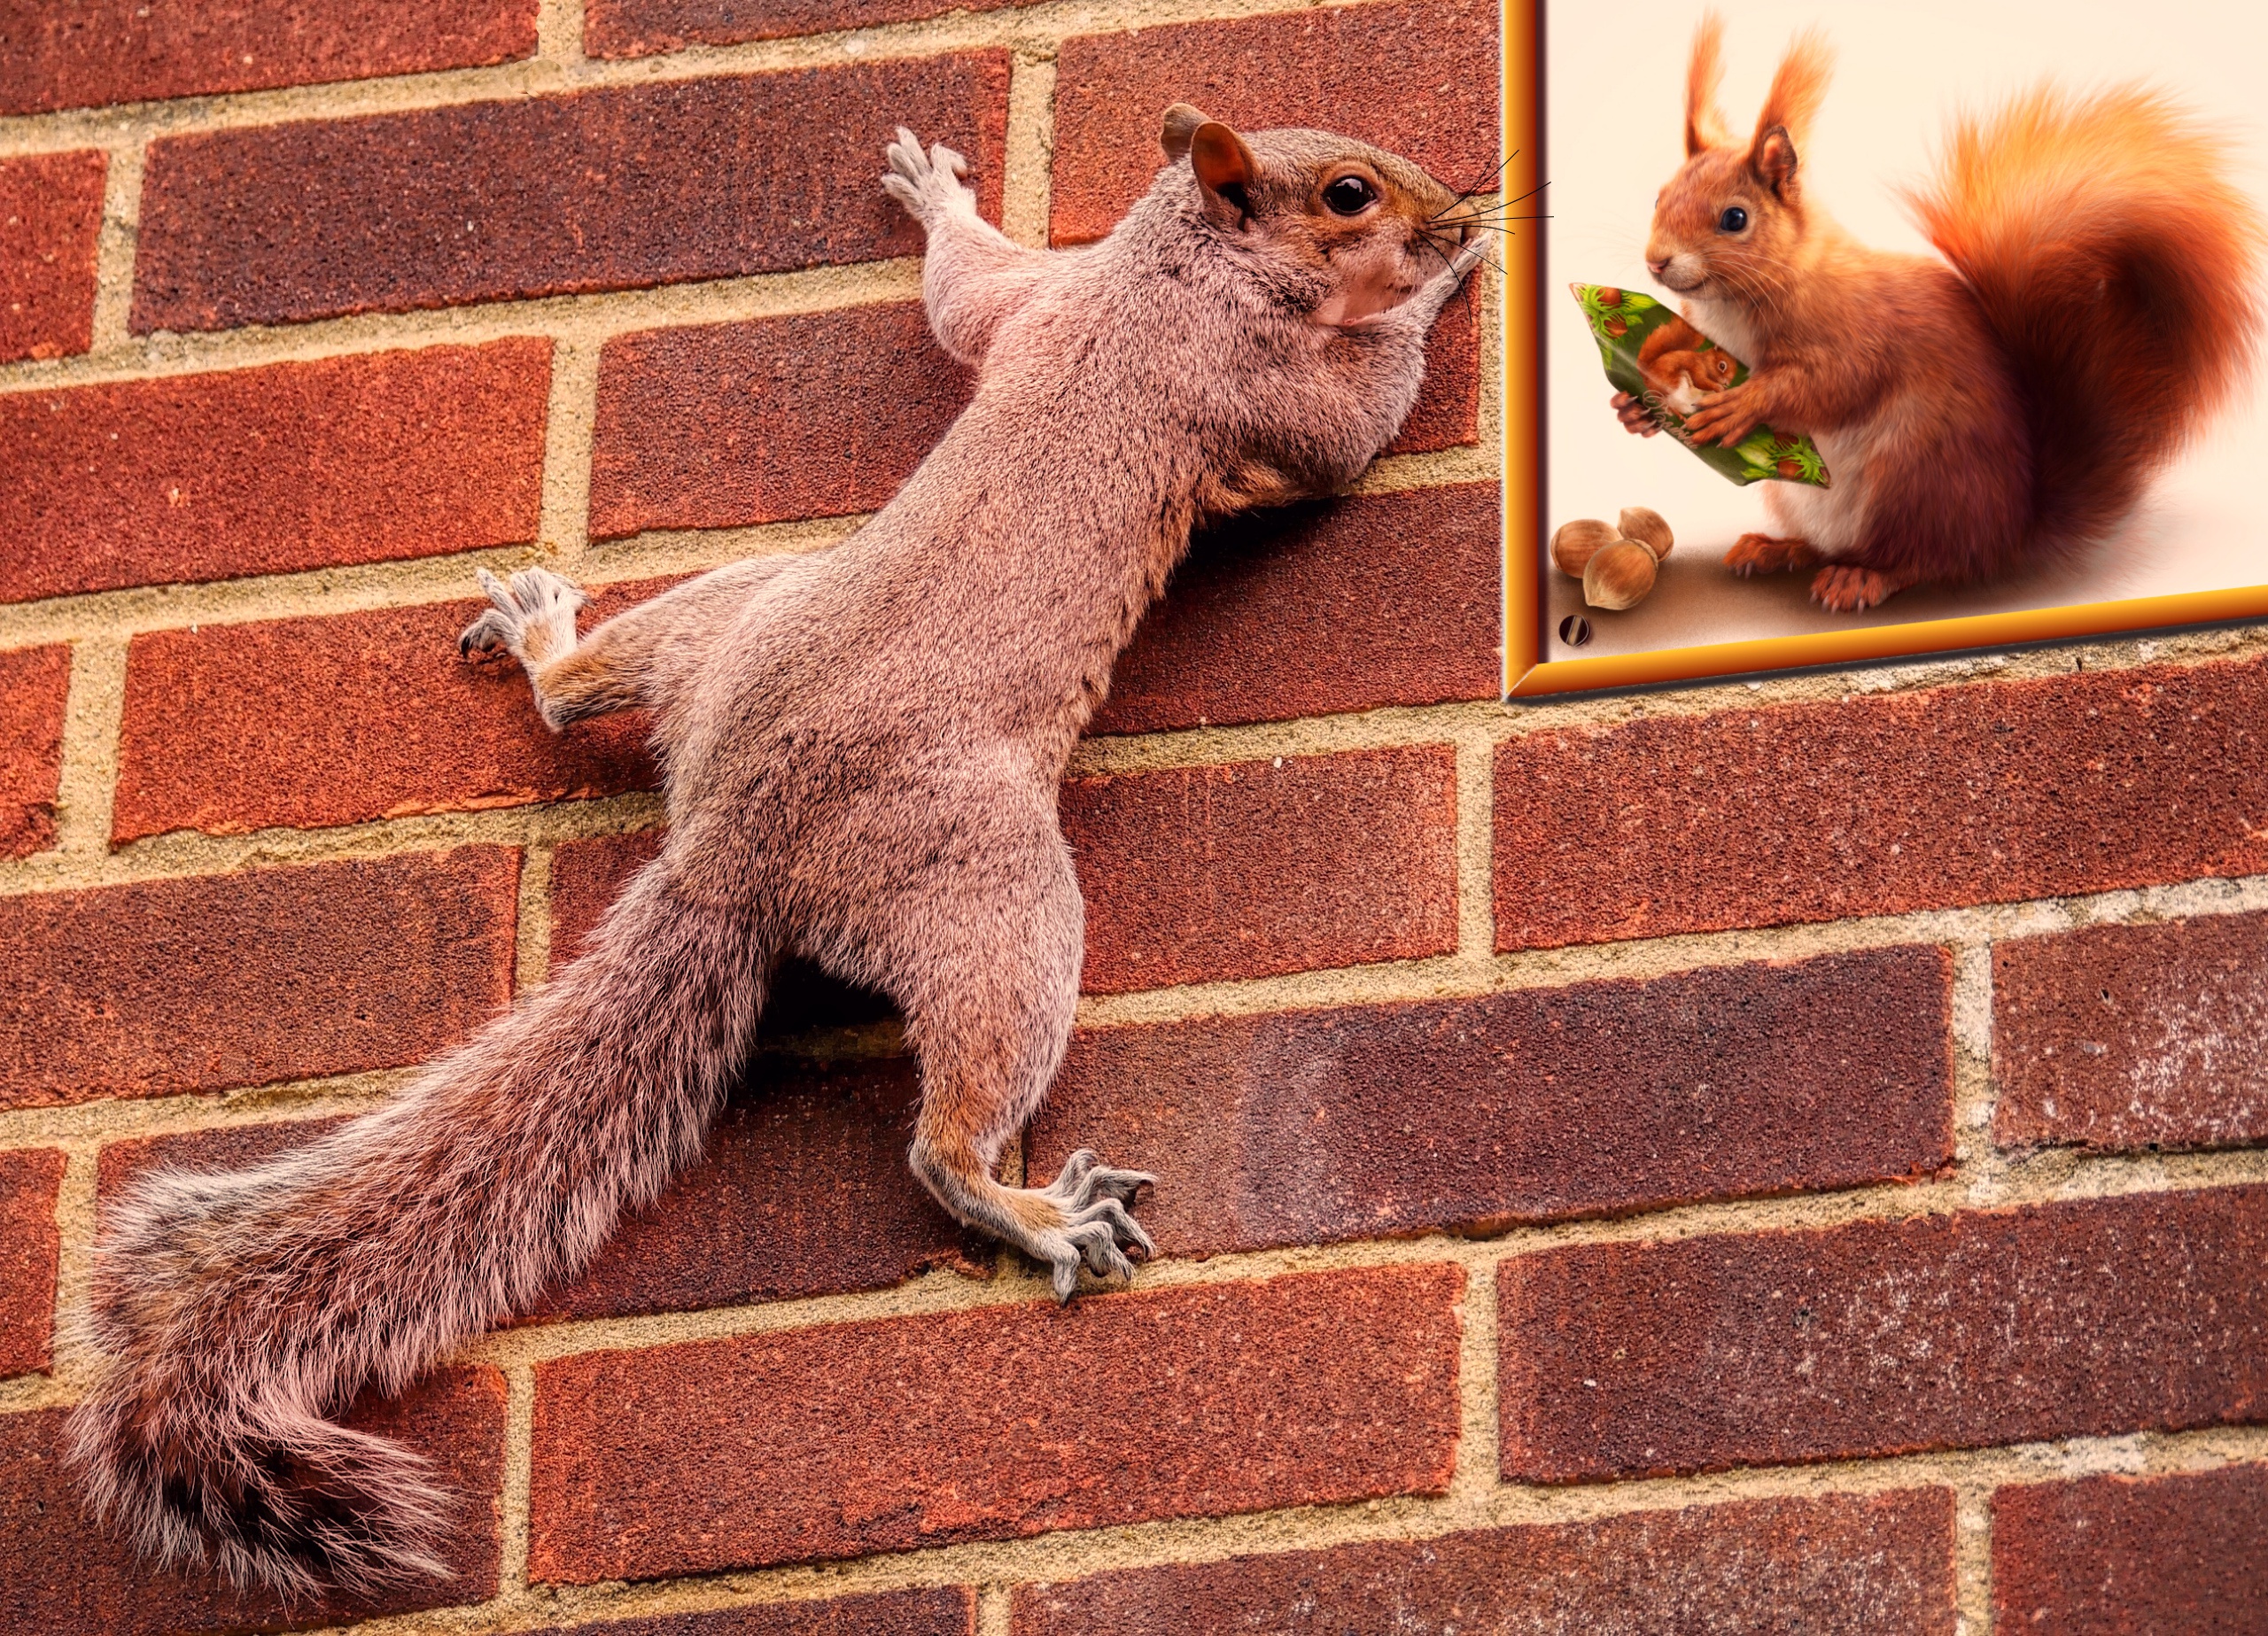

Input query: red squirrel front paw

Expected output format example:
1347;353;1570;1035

1610;392;1659;438
1684;381;1767;446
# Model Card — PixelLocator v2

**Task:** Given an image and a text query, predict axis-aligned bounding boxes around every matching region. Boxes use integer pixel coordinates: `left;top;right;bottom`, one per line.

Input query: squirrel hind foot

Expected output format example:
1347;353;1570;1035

1724;533;1823;577
916;1143;1156;1302
1810;563;1919;613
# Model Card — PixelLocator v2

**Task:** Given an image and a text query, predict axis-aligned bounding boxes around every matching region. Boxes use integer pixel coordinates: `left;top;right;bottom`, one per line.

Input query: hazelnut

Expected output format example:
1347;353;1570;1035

1604;314;1628;337
1595;287;1624;307
1550;517;1620;578
1777;458;1804;480
1582;539;1658;610
1616;506;1674;561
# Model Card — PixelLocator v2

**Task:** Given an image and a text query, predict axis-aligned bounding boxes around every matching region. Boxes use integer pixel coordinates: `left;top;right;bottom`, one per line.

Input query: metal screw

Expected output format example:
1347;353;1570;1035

1558;614;1592;647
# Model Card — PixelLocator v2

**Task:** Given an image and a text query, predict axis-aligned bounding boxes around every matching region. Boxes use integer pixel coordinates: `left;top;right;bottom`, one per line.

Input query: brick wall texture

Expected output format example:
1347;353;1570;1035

1;1;2263;1632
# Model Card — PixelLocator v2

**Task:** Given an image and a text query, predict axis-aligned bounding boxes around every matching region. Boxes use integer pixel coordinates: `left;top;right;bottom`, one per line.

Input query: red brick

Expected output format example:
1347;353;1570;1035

0;848;517;1110
589;303;972;539
0;645;69;857
1498;1186;2268;1484
1494;655;2268;952
1994;912;2268;1153
0;1;536;116
134;57;1011;332
529;1264;1462;1583
113;585;662;841
0;151;105;364
537;1055;986;1322
1386;289;1480;454
588;0;1034;53
1091;485;1498;736
1062;745;1457;994
0;341;548;604
1050;0;1500;246
532;1591;977;1636
1992;1463;2268;1635
1034;945;1953;1258
0;1150;65;1379
1014;1489;1959;1635
0;1367;506;1635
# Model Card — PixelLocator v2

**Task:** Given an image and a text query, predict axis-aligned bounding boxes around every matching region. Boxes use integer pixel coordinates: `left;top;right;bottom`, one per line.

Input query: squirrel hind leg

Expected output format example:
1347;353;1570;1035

1725;533;1823;577
1810;562;1921;613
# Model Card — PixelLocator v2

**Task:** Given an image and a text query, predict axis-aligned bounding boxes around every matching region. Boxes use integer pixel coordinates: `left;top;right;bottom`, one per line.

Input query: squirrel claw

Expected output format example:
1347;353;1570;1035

1029;1148;1157;1300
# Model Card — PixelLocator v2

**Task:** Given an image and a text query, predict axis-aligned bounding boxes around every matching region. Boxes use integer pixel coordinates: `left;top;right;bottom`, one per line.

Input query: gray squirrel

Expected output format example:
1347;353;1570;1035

70;106;1483;1595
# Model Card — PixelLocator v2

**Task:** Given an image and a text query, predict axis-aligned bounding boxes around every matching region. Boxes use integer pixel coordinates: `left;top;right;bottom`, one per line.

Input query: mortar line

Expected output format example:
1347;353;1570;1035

999;52;1058;249
48;635;129;857
1450;725;1496;961
1449;1252;1500;1501
515;843;555;994
43;1146;101;1394
0;0;1353;160
975;1583;1015;1636
84;139;144;351
0;1074;406;1157
497;1362;539;1593
0;258;927;399
536;0;588;65
1954;1480;1995;1636
538;337;602;569
256;1424;2268;1636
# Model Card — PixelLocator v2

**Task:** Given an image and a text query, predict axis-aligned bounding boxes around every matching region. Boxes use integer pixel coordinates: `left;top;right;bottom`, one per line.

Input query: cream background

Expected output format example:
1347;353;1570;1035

1540;0;2268;659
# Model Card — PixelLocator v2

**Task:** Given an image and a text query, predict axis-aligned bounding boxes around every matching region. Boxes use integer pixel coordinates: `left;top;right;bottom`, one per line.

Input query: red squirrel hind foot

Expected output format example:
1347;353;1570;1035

1810;564;1921;612
1725;534;1822;577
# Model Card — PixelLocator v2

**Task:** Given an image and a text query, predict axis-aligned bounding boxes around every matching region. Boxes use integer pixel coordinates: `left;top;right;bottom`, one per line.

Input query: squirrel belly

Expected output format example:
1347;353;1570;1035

69;112;1483;1594
1648;17;2264;609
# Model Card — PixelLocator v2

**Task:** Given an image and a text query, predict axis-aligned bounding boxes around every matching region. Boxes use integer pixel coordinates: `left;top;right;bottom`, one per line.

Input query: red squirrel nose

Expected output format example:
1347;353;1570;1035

1646;256;1670;278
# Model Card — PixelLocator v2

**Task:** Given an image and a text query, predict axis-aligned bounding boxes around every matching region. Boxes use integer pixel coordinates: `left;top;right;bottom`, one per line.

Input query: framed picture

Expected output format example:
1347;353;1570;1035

1501;0;2268;697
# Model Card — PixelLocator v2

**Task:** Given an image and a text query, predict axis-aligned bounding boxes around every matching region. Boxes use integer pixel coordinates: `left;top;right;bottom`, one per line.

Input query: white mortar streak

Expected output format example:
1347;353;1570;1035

85;141;144;351
50;636;128;857
538;338;602;568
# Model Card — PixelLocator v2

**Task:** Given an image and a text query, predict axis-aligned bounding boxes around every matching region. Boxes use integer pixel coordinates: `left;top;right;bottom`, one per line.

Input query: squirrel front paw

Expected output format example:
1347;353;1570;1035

882;127;974;228
459;567;587;669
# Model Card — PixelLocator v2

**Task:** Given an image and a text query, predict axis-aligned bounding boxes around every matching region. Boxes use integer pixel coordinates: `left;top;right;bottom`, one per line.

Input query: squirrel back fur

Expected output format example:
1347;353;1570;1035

1639;14;2264;609
70;111;1482;1594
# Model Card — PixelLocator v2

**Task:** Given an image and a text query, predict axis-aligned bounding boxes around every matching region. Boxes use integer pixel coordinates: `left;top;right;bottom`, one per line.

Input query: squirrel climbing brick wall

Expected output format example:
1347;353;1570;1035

2;0;2267;1631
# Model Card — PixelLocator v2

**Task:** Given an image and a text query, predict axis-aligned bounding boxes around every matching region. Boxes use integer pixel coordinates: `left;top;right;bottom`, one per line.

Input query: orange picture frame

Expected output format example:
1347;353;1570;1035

1497;0;2268;700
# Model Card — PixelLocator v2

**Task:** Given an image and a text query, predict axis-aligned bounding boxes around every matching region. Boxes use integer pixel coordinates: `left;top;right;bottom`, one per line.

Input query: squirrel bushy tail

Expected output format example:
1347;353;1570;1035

1905;87;2266;549
67;863;767;1594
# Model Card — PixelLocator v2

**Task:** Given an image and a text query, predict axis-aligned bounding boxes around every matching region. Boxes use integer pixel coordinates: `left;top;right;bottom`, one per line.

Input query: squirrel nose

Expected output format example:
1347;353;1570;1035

1645;256;1670;278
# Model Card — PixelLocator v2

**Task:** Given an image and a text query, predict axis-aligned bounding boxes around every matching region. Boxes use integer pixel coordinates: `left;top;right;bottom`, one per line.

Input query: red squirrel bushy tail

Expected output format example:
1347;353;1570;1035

67;862;766;1596
1905;87;2265;549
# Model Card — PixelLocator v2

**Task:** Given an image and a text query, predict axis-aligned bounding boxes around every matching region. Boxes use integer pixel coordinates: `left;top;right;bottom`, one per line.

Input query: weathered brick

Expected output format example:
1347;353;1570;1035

113;586;661;841
0;1;536;116
1494;655;2268;951
1062;745;1457;993
1014;1488;1959;1635
1091;485;1498;736
1034;945;1953;1258
589;303;972;539
587;0;1032;54
0;1150;65;1379
0;151;105;364
0;341;548;604
0;849;517;1110
1992;1463;2268;1635
0;1368;507;1635
1050;0;1500;245
0;645;69;857
536;1055;984;1322
1994;912;2268;1153
529;1265;1462;1583
1499;1186;2268;1484
134;57;1011;332
531;1591;977;1636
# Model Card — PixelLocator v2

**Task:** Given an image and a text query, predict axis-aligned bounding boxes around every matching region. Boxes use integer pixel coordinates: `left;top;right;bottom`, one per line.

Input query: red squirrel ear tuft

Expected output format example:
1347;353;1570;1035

1161;104;1209;160
1751;124;1799;198
1685;12;1728;156
1188;120;1261;216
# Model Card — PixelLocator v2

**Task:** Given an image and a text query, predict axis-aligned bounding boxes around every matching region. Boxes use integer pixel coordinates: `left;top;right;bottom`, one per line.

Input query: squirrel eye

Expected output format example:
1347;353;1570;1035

1323;175;1377;216
1717;205;1749;233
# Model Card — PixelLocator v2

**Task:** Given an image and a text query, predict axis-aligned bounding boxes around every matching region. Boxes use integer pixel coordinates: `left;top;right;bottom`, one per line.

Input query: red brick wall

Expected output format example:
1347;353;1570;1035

2;2;2264;1632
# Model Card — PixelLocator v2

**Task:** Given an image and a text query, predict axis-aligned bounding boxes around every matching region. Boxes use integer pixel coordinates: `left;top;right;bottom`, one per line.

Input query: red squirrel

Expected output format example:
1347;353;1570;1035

67;112;1482;1595
1634;314;1738;417
1612;15;2264;610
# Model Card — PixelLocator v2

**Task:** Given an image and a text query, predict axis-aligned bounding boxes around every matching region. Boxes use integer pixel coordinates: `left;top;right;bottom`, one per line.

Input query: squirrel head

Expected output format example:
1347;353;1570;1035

1159;104;1476;329
1643;14;1834;305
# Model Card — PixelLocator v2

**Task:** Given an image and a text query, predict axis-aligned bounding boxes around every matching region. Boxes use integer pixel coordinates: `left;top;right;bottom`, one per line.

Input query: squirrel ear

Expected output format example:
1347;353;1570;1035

1188;120;1260;218
1161;104;1210;160
1751;124;1799;198
1685;12;1729;156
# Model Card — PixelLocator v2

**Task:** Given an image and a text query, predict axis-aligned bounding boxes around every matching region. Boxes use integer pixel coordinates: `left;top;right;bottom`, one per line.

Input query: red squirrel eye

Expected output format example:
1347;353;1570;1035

1718;205;1749;233
1323;175;1376;215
